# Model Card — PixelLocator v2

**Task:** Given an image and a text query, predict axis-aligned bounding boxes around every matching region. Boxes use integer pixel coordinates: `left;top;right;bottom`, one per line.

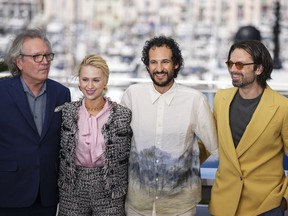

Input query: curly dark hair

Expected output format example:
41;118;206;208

228;40;272;88
141;36;184;78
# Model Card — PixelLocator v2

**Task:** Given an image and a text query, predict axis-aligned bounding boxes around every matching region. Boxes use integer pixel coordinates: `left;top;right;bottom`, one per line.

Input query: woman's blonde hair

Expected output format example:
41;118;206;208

78;54;110;81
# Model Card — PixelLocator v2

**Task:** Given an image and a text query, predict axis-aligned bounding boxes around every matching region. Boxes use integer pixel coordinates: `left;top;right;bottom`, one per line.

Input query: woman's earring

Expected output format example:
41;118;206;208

103;86;108;94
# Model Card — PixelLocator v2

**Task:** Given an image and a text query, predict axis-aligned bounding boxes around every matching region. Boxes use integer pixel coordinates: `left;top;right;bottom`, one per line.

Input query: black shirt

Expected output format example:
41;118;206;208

229;90;263;148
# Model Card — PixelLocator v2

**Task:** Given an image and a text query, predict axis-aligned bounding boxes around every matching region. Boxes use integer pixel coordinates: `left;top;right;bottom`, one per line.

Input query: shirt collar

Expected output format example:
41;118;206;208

20;76;47;97
149;81;177;105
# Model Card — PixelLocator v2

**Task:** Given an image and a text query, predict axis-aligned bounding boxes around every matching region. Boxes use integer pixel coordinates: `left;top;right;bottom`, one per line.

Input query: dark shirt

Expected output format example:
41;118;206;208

229;90;263;148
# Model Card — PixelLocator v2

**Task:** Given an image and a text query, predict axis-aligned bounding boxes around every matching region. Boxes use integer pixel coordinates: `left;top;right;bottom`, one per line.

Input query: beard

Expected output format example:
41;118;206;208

149;71;174;87
231;72;257;88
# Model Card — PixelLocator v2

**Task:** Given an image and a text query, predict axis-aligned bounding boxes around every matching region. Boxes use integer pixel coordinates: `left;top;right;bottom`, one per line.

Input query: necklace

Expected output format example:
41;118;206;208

85;98;105;112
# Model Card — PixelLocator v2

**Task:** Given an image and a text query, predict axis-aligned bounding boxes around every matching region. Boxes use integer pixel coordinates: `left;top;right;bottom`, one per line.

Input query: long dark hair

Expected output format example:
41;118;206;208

228;40;273;88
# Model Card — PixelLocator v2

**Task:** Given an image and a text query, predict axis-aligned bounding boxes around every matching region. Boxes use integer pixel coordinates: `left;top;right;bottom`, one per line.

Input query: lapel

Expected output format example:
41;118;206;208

40;79;55;140
219;88;243;174
236;86;278;157
8;77;38;134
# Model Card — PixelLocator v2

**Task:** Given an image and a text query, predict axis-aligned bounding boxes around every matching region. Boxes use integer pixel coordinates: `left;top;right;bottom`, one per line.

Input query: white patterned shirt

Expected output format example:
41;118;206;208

121;82;218;216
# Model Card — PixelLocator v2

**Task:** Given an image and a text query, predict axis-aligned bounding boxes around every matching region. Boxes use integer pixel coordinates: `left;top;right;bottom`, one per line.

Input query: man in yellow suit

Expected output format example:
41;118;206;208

209;40;288;216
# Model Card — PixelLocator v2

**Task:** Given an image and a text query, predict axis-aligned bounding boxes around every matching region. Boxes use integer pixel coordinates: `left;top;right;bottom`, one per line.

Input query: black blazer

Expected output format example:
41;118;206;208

0;76;71;207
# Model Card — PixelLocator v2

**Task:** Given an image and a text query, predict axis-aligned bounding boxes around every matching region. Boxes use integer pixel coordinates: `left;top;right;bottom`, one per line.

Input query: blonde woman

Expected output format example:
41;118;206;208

56;54;132;216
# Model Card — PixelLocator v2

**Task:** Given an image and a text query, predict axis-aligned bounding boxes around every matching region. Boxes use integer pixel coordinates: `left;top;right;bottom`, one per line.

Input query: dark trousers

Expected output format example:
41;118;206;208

0;192;57;216
259;206;285;216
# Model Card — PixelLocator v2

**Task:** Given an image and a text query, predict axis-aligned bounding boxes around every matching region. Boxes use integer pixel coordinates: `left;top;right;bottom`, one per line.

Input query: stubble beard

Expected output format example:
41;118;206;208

232;75;256;88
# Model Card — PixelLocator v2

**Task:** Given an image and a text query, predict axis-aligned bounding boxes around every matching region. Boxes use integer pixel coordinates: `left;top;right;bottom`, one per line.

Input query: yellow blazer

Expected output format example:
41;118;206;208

209;86;288;216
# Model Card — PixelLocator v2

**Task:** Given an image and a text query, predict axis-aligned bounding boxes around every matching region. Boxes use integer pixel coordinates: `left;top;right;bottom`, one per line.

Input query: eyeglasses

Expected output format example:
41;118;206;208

225;60;255;70
20;53;55;63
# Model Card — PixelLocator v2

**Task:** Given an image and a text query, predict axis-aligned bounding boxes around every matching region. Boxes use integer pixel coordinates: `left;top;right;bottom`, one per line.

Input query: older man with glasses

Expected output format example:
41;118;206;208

0;28;71;216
